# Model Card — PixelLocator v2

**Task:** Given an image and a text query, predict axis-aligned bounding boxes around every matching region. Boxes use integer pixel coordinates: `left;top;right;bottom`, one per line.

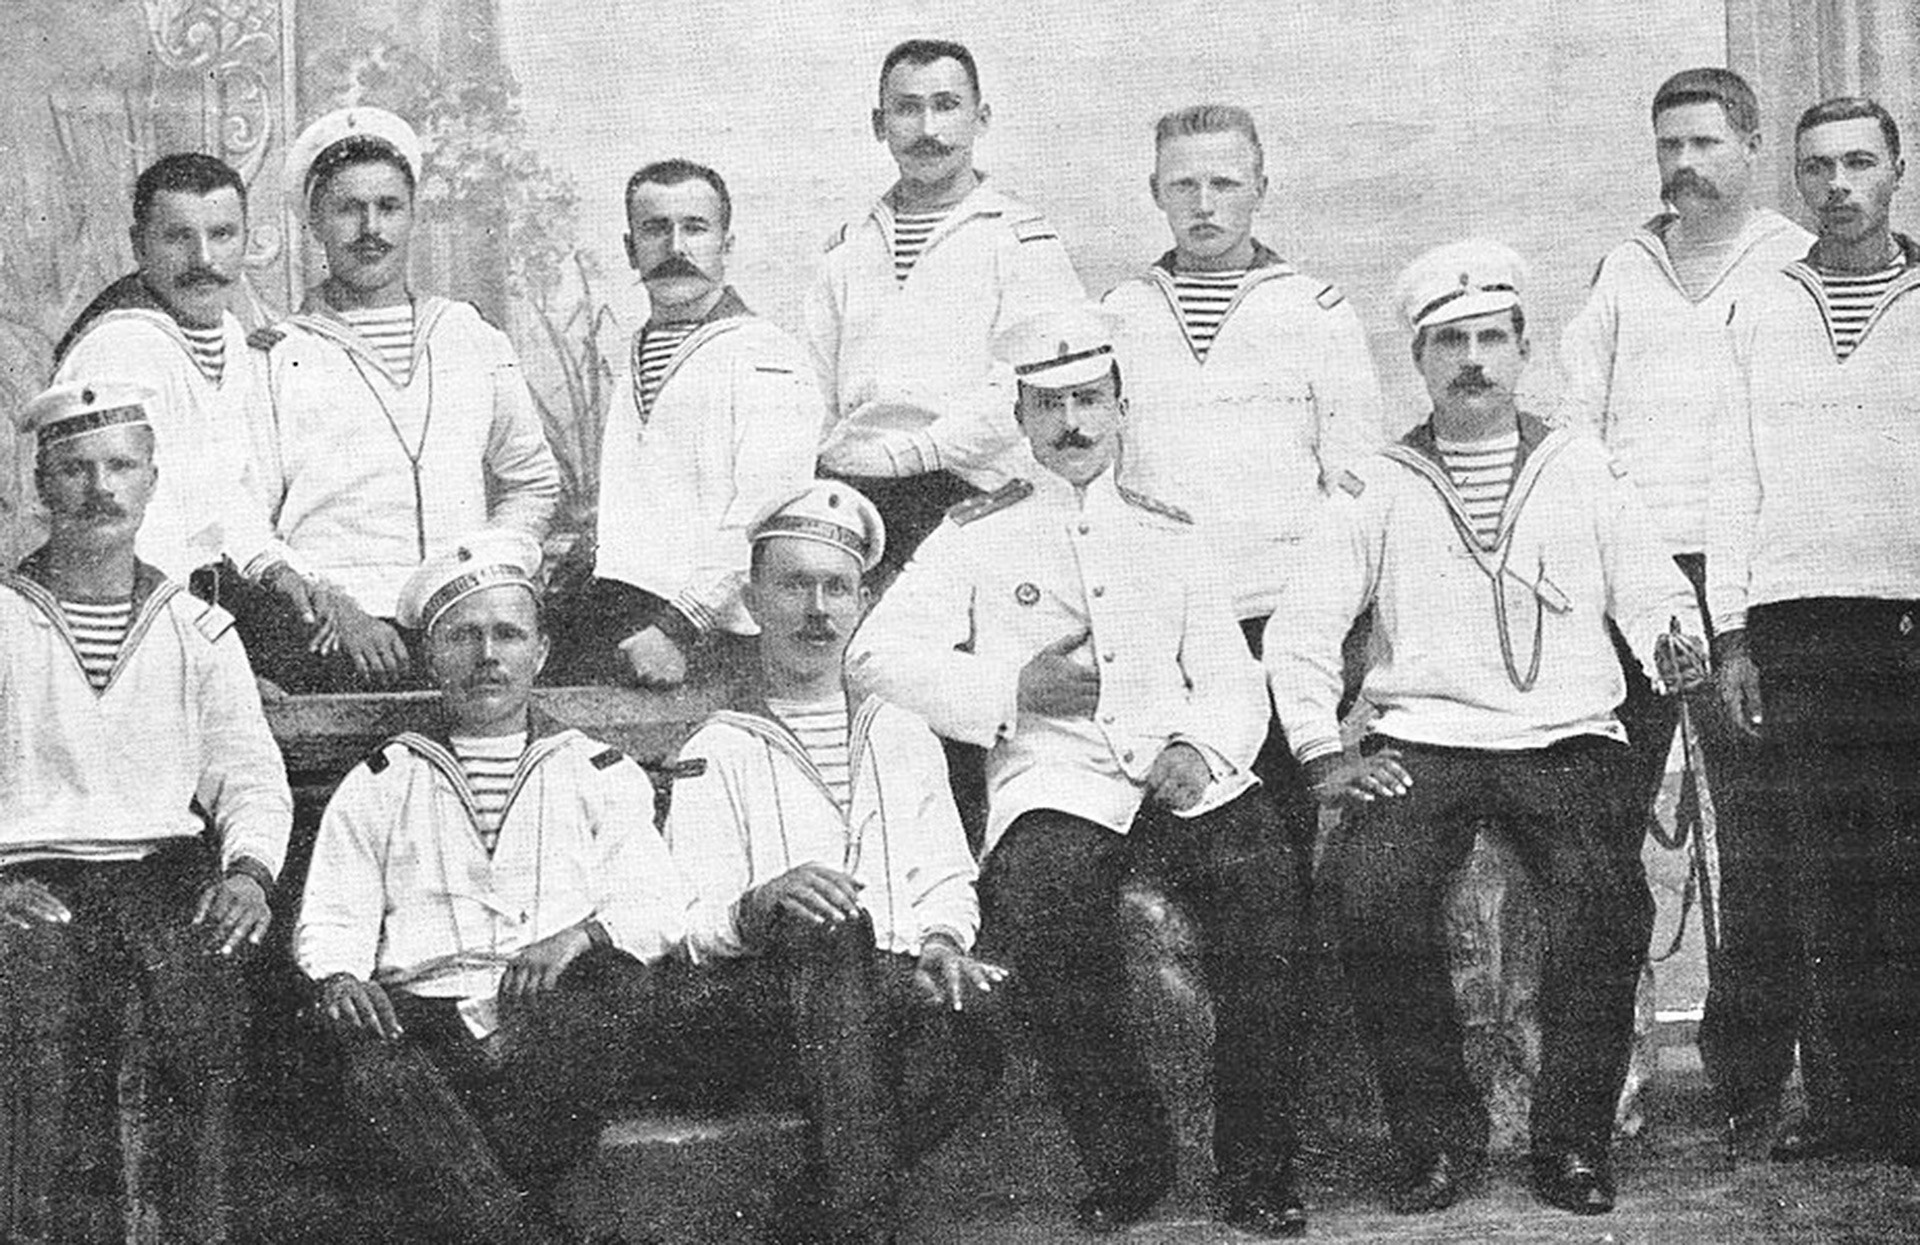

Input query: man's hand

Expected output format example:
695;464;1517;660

1716;630;1764;738
317;593;411;687
913;938;1010;1012
193;875;271;956
823;406;939;477
260;561;320;630
0;877;72;930
1144;742;1212;811
1017;629;1100;718
499;922;593;1003
319;973;404;1040
1655;629;1711;695
741;864;864;944
1306;748;1414;807
621;625;689;688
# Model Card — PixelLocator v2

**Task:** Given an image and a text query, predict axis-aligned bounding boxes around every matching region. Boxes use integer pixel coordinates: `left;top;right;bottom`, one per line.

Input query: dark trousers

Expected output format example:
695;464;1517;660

540;575;755;688
332;947;649;1244
1239;614;1351;883
1609;553;1797;1118
637;913;1001;1242
196;561;429;694
1750;598;1920;1151
1327;737;1652;1162
0;841;245;1245
980;789;1307;1196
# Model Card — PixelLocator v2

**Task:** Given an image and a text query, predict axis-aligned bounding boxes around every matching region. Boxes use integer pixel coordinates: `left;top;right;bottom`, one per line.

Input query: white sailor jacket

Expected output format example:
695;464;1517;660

849;469;1266;852
665;694;979;963
0;554;291;876
252;294;561;616
805;179;1085;489
594;289;824;635
1266;415;1701;761
295;713;684;1000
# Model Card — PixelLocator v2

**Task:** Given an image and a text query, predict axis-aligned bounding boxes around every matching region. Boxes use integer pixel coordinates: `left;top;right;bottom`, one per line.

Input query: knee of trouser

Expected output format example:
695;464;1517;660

336;1029;429;1107
776;907;876;961
1116;880;1202;973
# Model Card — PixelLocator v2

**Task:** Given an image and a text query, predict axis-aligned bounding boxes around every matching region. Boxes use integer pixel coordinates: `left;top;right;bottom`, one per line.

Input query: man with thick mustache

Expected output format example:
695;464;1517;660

297;531;683;1244
850;307;1308;1237
50;153;315;618
1267;241;1705;1217
656;482;1002;1244
549;159;821;687
244;107;560;691
0;380;292;1242
1558;70;1810;1138
1711;96;1920;1165
806;38;1083;578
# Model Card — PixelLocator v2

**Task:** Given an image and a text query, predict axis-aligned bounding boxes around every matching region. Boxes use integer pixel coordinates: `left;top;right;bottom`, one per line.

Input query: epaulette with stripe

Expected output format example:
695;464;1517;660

363;743;395;775
590;747;629;771
247;325;286;352
1334;469;1366;498
191;600;237;643
1315;282;1347;311
948;479;1033;525
645;757;709;784
1011;215;1060;244
822;223;849;253
1117;484;1193;524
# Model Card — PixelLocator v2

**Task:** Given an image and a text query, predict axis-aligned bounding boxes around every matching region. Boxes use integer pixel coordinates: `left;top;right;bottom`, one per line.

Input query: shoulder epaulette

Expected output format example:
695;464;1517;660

948;479;1033;526
1012;216;1060;244
646;757;708;784
363;745;393;775
822;223;849;253
1315;283;1347;311
191;601;236;643
1117;484;1194;524
590;747;629;771
1588;255;1608;289
1334;469;1366;498
247;326;286;352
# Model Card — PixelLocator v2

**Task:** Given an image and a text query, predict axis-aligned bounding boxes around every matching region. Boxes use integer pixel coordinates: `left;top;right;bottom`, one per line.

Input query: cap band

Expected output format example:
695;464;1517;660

420;565;536;632
1014;343;1113;378
1414;282;1518;328
751;514;870;560
38;404;149;446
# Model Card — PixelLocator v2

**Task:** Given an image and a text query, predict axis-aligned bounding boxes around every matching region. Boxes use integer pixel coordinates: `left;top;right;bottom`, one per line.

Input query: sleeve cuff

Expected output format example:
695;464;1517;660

224;855;277;897
582;918;612;950
920;926;969;955
1294;737;1344;765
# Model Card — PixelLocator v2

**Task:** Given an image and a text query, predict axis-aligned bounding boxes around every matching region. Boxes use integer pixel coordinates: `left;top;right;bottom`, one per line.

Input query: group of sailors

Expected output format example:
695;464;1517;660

1;36;1915;1244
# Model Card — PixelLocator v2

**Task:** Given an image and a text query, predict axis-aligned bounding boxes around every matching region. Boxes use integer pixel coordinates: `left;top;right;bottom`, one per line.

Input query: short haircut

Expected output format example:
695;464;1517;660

624;158;732;232
1013;362;1125;415
1796;95;1902;161
878;39;980;99
1652;67;1760;136
306;135;417;203
1411;307;1528;361
133;153;246;233
1154;104;1265;175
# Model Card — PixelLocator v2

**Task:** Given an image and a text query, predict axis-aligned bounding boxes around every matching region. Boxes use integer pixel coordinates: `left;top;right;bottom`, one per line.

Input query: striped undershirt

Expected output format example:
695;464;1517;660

58;598;132;690
1818;260;1905;359
450;732;525;855
1171;269;1248;360
340;303;416;381
179;322;226;385
1436;430;1520;549
636;321;698;418
768;694;852;809
889;208;950;282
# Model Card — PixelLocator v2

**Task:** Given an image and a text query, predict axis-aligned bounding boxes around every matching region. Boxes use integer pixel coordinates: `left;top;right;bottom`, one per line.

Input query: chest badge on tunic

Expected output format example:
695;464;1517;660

1015;582;1041;606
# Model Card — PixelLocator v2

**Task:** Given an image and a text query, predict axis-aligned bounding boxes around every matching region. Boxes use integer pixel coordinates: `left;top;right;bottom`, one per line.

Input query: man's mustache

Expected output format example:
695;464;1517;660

175;268;231;289
347;237;394;258
1661;169;1720;201
644;254;711;282
796;624;839;643
1051;428;1098;451
1449;367;1494;393
905;137;953;158
75;501;127;520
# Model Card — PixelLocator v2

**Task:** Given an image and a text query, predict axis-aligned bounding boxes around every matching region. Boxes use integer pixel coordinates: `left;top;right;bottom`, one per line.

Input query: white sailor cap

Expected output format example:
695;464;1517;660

998;304;1121;390
747;481;886;573
396;531;543;634
16;380;156;448
285;106;424;203
1393;239;1530;332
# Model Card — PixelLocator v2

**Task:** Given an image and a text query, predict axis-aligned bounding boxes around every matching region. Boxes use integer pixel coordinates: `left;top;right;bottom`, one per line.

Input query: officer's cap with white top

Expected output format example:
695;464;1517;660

747;482;886;574
16;380;157;449
1393;239;1530;333
998;304;1123;390
285;106;424;204
396;531;543;634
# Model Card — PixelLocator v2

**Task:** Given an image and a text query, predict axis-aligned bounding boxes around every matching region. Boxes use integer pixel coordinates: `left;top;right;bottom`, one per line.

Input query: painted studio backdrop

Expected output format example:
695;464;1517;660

0;0;1914;564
